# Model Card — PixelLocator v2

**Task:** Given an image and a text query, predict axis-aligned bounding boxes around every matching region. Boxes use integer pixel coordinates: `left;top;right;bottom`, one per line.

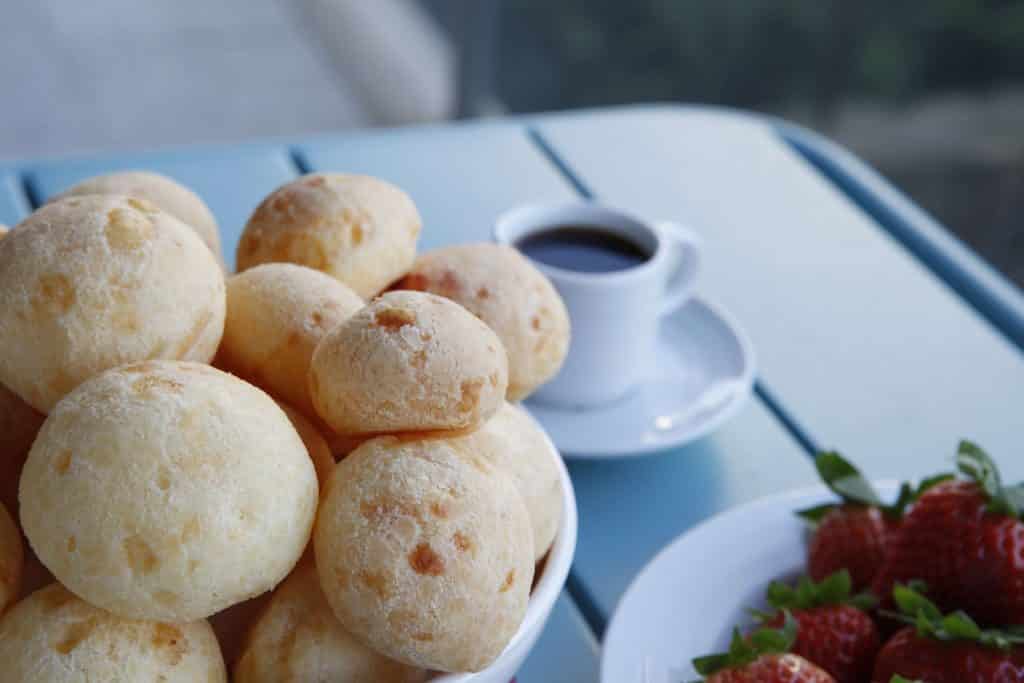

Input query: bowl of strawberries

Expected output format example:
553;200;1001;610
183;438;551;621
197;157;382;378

601;441;1024;682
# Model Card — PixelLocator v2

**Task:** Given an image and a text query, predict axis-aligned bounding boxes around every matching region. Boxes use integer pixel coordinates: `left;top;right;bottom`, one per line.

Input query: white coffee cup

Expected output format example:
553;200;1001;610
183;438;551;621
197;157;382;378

495;202;702;409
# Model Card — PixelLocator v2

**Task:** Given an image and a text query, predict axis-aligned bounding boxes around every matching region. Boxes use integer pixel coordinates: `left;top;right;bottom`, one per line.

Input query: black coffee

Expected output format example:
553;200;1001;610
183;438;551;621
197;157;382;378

517;226;650;273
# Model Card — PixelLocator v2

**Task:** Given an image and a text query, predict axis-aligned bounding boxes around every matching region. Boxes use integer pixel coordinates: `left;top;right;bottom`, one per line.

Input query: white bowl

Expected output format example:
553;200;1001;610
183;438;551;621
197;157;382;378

433;413;579;682
601;482;896;683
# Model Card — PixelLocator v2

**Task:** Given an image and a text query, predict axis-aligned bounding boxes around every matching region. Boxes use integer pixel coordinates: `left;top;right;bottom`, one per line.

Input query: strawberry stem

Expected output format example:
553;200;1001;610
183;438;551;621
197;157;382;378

886;582;1024;650
759;570;876;615
797;451;951;522
956;440;1021;518
691;611;797;676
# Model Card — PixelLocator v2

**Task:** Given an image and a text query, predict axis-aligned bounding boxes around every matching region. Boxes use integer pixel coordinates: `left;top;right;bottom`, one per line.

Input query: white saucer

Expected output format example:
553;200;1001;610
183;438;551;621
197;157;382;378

601;482;897;683
525;295;755;458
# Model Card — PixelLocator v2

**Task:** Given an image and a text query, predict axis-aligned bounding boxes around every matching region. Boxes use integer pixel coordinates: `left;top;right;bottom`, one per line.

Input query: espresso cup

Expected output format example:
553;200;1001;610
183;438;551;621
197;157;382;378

495;202;702;409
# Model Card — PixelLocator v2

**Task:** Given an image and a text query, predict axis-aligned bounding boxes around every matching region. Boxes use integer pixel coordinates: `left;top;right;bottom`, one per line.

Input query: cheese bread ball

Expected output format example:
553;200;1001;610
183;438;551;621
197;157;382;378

52;170;223;264
235;562;427;683
195;402;330;674
20;361;318;621
0;583;227;682
219;263;363;419
237;173;421;298
277;401;335;489
314;436;534;672
459;402;562;561
0;196;225;412
310;291;508;435
397;244;570;400
0;502;23;614
0;382;44;522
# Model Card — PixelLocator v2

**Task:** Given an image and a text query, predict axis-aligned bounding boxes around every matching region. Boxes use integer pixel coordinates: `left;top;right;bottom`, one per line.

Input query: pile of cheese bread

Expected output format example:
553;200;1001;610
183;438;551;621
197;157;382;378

0;170;571;681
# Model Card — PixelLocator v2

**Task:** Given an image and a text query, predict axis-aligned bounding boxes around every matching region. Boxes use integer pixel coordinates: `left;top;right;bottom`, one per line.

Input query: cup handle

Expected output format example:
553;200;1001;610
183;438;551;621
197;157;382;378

656;221;702;316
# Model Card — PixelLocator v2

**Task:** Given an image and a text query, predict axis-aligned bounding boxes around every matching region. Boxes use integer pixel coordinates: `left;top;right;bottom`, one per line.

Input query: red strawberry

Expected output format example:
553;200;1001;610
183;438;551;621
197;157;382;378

798;452;949;591
705;655;837;683
758;571;880;683
873;441;1024;625
807;505;891;590
693;615;836;683
871;584;1024;682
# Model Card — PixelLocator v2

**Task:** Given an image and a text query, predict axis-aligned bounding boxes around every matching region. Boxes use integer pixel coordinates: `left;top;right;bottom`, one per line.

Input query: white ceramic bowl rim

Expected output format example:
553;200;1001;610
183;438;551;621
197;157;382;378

432;411;579;681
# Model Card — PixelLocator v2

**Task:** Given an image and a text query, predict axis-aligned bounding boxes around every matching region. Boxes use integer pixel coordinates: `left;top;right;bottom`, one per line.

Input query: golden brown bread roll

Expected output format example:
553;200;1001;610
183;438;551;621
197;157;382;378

51;170;223;265
397;244;570;400
309;291;508;435
20;361;318;621
0;583;227;682
218;263;363;420
234;562;428;682
314;435;534;672
0;196;225;412
237;173;421;298
207;404;335;666
459;402;562;561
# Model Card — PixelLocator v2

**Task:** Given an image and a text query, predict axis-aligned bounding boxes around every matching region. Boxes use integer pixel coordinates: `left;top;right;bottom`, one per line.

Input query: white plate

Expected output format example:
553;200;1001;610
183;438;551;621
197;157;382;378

601;482;897;683
526;296;755;458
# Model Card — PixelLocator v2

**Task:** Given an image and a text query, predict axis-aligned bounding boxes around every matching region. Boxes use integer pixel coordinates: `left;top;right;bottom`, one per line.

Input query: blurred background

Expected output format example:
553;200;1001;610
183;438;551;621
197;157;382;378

2;0;1022;285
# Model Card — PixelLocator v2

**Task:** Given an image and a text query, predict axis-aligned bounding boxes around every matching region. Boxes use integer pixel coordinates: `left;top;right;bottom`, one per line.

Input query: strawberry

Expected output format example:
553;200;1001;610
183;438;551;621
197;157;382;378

873;441;1024;625
806;505;890;590
872;583;1024;682
693;614;837;683
798;452;950;591
755;571;880;683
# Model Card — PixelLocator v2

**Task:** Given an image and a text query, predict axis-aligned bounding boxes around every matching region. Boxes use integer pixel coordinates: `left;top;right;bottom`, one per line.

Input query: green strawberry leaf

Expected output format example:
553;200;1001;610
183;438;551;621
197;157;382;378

891;677;923;683
749;624;792;652
692;611;797;675
957;440;1018;517
797;451;952;522
816;571;851;604
762;570;876;613
887;582;1024;651
795;502;837;523
893;583;943;621
814;451;884;506
940;611;982;640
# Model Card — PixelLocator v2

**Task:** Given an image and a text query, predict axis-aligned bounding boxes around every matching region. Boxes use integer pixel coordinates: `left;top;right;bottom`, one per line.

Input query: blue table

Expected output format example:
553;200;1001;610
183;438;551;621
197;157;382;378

4;105;1023;681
